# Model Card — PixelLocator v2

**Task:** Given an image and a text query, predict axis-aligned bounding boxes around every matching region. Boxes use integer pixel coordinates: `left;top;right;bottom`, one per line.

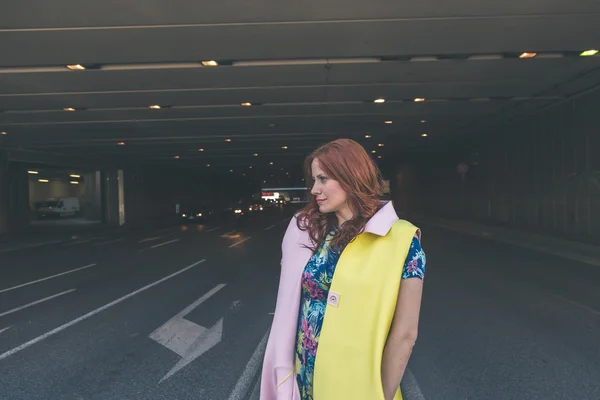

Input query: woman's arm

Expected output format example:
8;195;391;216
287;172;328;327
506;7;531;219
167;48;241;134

381;277;424;399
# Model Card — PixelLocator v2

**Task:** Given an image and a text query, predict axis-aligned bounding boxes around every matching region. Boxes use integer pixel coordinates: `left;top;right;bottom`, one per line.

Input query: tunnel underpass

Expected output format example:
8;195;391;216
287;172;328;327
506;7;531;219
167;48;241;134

1;1;600;399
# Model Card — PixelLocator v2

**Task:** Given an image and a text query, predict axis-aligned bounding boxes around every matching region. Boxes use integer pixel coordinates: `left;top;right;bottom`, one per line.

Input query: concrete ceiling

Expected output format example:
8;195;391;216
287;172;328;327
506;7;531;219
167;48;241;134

1;0;600;172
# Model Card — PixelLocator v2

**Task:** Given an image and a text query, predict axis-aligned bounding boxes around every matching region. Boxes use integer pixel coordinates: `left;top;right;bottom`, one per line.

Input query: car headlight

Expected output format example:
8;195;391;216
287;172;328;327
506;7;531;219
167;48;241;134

197;213;202;217
234;209;242;214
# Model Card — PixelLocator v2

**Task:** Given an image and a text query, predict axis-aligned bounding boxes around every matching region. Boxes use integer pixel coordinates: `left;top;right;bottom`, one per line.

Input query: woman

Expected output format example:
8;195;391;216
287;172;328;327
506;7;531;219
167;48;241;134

261;139;426;400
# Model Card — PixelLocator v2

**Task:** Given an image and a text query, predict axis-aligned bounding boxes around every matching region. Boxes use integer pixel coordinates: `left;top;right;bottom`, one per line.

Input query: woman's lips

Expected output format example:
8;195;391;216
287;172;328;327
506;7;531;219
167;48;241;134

316;199;325;205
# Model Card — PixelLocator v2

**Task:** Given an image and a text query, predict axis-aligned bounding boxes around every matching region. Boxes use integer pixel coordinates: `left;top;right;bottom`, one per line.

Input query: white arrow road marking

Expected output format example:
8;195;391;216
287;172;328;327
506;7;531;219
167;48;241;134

0;289;76;318
138;236;161;243
150;283;227;383
0;260;205;362
0;326;11;335
0;264;97;294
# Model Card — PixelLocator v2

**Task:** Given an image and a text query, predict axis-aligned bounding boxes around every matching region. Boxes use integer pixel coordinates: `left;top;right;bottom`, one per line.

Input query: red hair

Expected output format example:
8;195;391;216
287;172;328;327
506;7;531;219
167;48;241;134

297;138;384;252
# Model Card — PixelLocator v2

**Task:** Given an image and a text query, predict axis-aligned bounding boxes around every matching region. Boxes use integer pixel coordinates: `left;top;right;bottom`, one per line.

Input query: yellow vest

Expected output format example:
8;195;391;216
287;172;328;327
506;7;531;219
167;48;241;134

313;219;418;400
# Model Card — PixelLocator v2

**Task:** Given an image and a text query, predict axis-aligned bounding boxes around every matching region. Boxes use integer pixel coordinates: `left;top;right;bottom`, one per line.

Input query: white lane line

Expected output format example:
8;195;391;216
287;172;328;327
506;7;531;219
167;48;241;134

265;224;276;231
207;227;220;232
0;326;11;335
93;238;125;246
0;263;97;294
138;236;161;243
548;293;600;317
229;237;252;248
0;259;206;362
227;328;270;400
0;289;76;318
66;239;92;246
401;369;426;400
144;238;180;250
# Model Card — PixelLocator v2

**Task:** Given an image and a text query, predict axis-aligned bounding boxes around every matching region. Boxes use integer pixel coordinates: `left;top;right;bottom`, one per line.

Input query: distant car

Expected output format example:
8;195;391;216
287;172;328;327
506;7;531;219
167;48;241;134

180;206;213;223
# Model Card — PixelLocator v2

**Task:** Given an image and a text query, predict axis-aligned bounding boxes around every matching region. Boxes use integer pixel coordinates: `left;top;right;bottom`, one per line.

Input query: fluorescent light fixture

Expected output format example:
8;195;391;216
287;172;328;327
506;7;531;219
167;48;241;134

269;162;274;165
253;153;259;156
199;148;204;152
468;54;504;60
28;170;39;175
421;133;429;137
249;166;253;169
70;181;79;185
202;60;219;66
66;64;86;70
117;141;125;145
225;138;232;142
519;52;537;59
378;155;383;159
241;102;252;107
414;98;425;102
421;119;427;123
149;105;161;109
580;49;599;57
371;150;376;154
384;120;393;124
1;131;6;135
365;134;372;138
410;56;439;62
374;98;386;104
282;146;288;149
38;179;49;183
64;107;76;112
174;155;180;159
378;143;384;147
69;174;81;178
101;62;202;71
206;164;211;167
230;169;234;172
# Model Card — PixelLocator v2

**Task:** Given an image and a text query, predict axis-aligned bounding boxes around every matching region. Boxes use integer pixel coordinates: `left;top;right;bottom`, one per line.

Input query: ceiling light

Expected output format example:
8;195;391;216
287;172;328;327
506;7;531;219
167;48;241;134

70;181;79;185
282;146;288;150
371;150;376;154
199;148;205;152
414;98;425;102
230;169;234;172
241;102;253;107
421;133;429;137
269;162;274;165
64;107;76;112
174;156;180;159
421;119;427;123
378;155;383;159
202;60;219;66
149;105;161;109
384;121;393;124
580;49;599;57
69;174;81;178
249;166;253;169
117;141;125;145
365;134;372;139
38;179;49;183
1;131;7;135
253;153;259;156
28;170;39;175
225;138;232;142
374;98;386;104
66;64;86;70
378;143;384;147
206;164;211;167
519;52;537;59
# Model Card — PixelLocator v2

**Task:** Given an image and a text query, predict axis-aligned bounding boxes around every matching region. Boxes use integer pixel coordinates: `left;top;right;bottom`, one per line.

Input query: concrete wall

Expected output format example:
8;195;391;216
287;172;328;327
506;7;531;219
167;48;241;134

0;159;30;236
393;88;600;243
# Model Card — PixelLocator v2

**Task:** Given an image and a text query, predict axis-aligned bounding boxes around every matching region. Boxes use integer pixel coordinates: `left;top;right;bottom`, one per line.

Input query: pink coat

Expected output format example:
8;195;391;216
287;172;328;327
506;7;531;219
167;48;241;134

260;201;402;399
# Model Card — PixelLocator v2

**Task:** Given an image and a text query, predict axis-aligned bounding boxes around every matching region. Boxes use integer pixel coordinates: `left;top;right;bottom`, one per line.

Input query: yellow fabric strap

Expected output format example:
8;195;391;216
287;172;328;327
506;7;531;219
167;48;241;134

313;220;418;400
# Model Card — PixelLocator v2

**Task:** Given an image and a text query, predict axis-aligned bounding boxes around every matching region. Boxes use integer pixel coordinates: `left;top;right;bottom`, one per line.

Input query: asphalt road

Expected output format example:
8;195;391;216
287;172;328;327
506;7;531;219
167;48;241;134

1;212;599;399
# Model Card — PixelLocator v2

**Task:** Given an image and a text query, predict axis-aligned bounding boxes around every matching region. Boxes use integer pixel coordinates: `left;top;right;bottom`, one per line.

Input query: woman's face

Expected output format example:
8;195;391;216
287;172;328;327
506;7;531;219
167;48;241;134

310;158;353;224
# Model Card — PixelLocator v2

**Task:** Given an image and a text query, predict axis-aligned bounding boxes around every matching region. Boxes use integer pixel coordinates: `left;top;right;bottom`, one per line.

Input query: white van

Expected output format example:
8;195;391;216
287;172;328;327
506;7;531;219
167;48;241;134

35;197;81;219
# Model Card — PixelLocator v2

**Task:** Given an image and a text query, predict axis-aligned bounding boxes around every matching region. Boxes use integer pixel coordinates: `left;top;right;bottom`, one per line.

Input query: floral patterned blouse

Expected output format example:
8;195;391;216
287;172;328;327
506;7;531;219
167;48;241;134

294;232;426;400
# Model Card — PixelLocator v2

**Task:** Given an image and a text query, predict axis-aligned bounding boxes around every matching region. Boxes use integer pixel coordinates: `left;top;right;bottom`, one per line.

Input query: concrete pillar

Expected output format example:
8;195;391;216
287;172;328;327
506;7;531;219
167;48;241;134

0;150;9;237
83;171;102;221
0;156;30;237
102;169;126;226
